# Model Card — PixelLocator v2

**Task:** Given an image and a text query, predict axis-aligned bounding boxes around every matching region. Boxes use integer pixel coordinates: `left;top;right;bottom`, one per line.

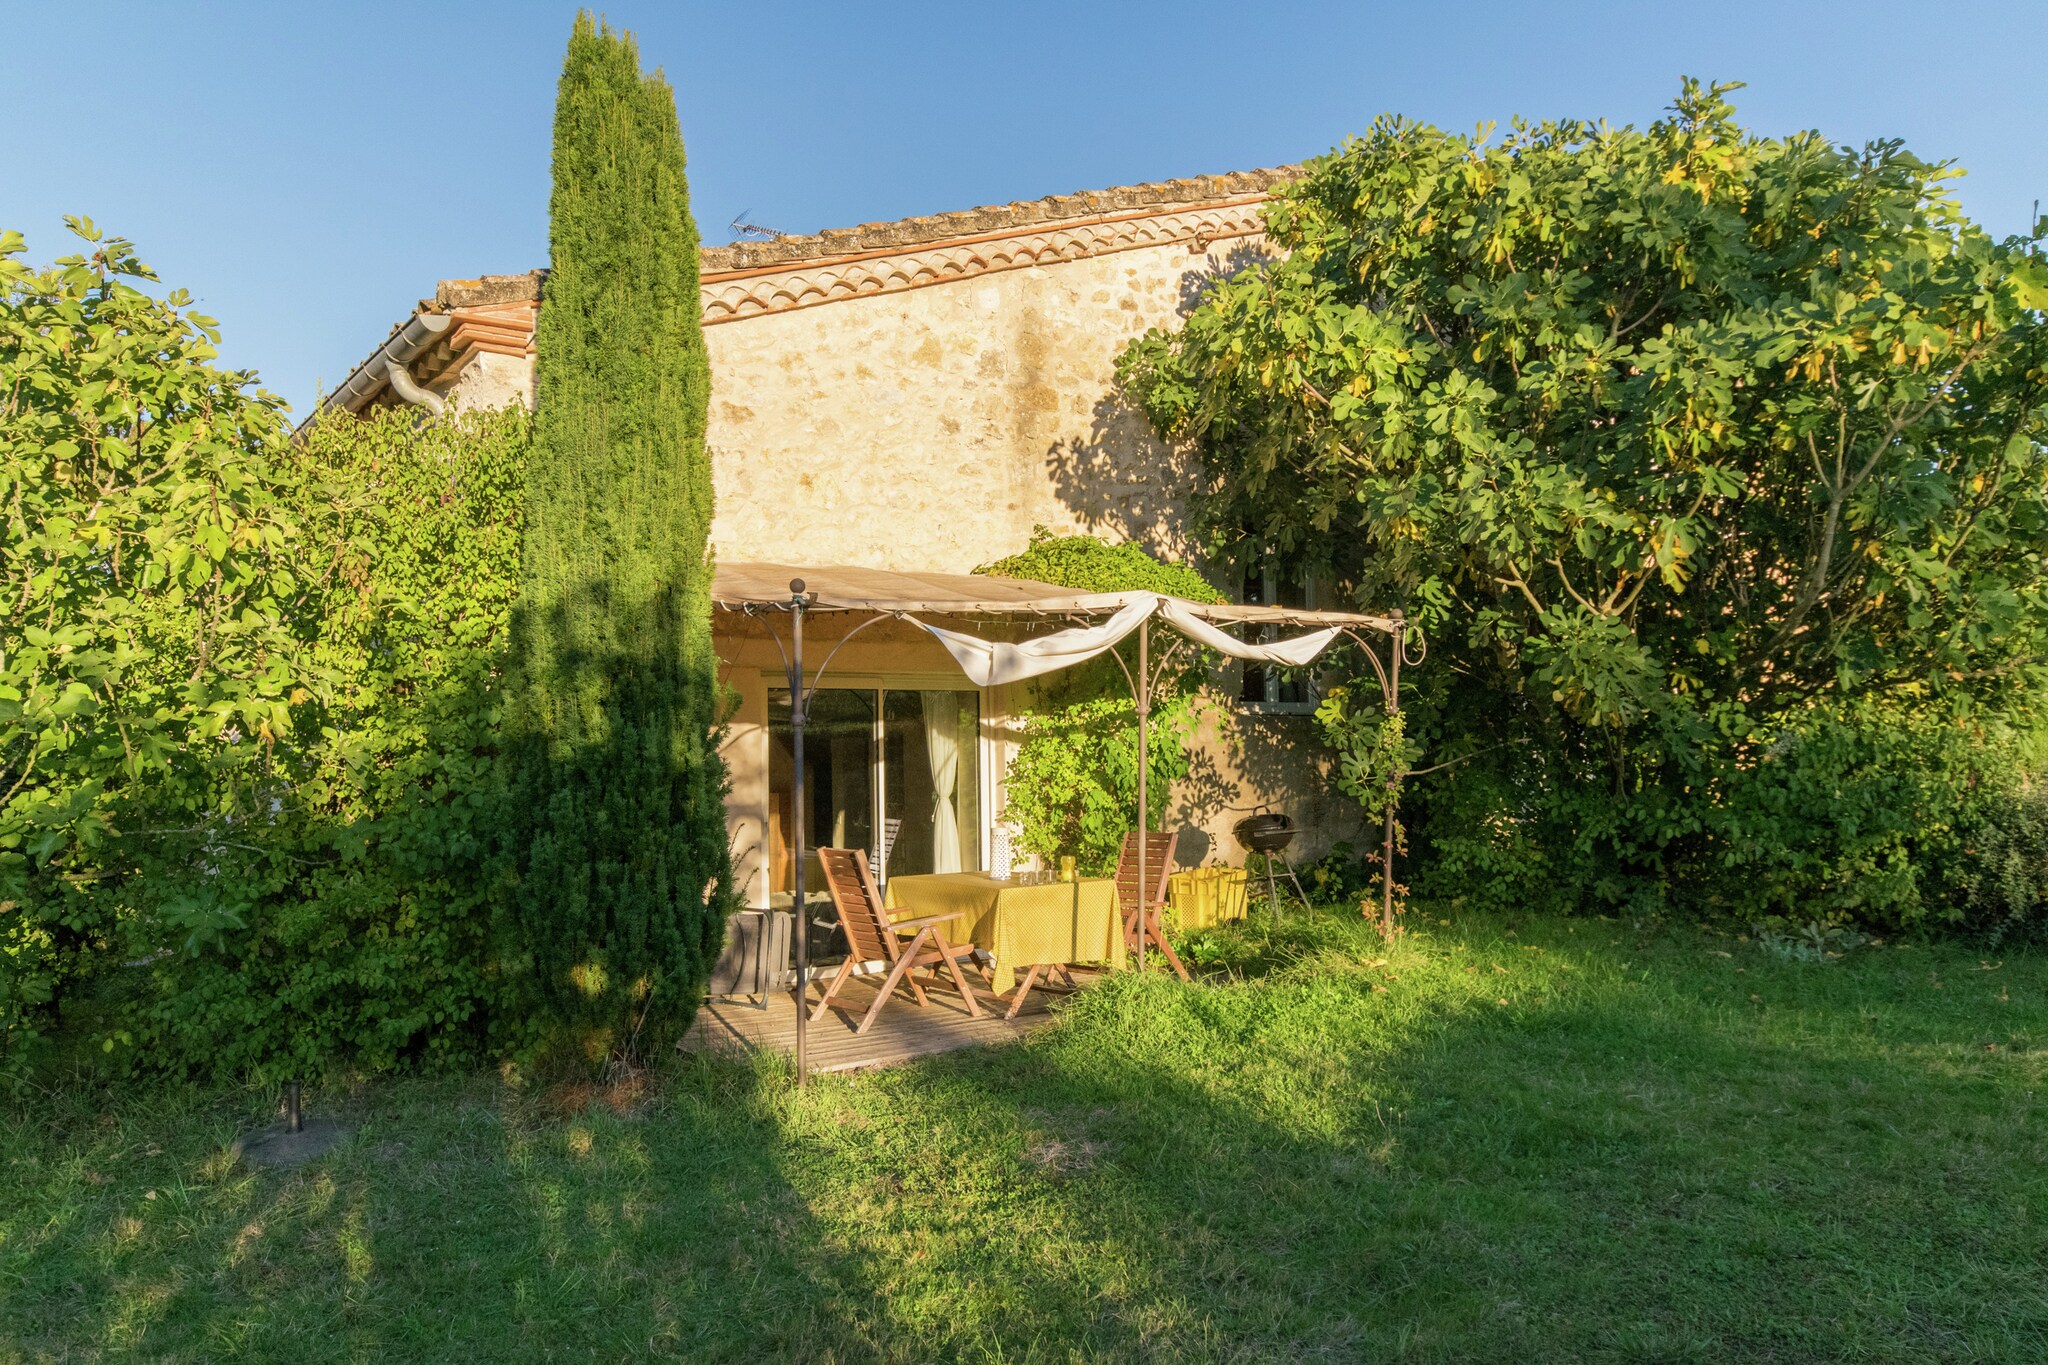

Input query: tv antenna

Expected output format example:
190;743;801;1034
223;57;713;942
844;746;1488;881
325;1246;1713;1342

729;211;786;242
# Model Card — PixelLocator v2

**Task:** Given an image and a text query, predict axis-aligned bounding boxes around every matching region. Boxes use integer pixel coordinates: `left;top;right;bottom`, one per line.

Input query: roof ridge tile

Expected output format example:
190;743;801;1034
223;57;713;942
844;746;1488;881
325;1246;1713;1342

701;165;1297;272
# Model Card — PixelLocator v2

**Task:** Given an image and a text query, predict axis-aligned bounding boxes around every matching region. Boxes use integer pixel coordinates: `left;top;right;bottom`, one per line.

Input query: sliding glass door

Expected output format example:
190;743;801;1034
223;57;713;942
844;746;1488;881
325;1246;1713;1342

766;688;874;903
882;689;981;880
767;685;981;905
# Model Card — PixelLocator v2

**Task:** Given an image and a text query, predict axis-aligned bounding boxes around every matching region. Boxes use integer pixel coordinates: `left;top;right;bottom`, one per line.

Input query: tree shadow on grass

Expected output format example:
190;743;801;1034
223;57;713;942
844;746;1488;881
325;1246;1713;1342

0;1057;897;1362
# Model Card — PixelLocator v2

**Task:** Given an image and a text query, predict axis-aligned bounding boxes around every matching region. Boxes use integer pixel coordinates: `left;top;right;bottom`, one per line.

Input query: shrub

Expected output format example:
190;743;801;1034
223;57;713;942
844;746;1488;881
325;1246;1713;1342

1404;698;2048;935
1961;779;2048;940
1296;840;1373;906
1001;693;1199;876
977;529;1221;874
981;528;1225;604
1;223;312;1062
1120;82;2048;931
127;405;532;1077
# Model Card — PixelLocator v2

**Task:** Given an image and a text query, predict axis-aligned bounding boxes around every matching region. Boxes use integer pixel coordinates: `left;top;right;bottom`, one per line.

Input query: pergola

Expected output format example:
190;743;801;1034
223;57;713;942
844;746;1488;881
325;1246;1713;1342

716;562;1414;1082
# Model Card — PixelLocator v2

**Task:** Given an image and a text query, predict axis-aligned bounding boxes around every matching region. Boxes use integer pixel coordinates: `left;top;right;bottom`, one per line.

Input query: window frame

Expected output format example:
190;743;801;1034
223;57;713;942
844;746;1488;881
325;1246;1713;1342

1235;558;1323;716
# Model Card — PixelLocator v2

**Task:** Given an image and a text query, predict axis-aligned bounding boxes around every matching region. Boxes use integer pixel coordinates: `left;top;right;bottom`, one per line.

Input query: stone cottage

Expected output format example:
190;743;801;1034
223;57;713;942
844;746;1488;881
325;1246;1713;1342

314;167;1368;912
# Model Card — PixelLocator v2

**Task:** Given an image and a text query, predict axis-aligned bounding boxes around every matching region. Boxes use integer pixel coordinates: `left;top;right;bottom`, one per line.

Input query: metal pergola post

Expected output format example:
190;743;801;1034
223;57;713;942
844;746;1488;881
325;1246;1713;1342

1381;611;1403;938
1135;619;1149;974
787;581;810;1082
1107;613;1199;972
754;578;894;1087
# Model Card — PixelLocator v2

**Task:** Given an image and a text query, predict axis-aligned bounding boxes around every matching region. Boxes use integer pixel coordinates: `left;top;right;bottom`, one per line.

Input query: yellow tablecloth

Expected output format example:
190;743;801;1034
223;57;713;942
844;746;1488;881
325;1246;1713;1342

1168;867;1249;930
885;872;1122;996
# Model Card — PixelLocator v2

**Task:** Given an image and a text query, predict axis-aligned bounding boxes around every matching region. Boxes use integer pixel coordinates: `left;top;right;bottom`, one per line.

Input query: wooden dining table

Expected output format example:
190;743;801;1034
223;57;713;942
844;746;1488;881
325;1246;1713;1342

883;871;1122;996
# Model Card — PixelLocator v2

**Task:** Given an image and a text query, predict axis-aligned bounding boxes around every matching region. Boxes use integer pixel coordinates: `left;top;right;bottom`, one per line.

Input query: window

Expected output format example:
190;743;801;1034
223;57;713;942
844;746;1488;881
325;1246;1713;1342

1239;554;1317;710
881;690;981;881
766;685;981;907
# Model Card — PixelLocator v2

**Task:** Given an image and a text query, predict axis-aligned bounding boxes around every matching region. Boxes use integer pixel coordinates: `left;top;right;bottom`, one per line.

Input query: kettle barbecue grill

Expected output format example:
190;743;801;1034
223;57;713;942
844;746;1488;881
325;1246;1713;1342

1232;808;1312;918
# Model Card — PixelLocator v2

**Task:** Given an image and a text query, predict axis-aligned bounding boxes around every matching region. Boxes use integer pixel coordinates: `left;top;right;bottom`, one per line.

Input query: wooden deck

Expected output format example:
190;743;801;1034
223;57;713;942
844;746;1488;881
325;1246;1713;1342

682;968;1088;1073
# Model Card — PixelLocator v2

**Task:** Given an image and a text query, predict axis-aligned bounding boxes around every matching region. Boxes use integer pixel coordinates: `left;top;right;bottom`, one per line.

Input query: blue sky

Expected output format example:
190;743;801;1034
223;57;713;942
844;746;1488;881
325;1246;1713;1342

8;1;2044;416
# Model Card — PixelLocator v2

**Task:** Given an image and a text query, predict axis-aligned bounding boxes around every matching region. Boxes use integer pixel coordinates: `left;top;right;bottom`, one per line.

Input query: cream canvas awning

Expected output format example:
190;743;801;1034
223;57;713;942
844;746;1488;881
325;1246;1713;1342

711;562;1400;633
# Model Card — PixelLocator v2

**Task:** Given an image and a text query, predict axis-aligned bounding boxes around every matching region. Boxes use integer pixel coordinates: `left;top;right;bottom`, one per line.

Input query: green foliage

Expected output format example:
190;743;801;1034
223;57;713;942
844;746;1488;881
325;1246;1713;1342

1754;919;1870;964
124;406;533;1078
1314;688;1418;823
1960;778;2048;936
1298;841;1374;905
509;13;732;1064
1122;80;2048;930
1000;694;1197;876
976;531;1215;874
1706;703;2047;932
980;525;1225;604
1;219;539;1076
1;222;312;1058
1313;693;1420;915
1410;698;2048;935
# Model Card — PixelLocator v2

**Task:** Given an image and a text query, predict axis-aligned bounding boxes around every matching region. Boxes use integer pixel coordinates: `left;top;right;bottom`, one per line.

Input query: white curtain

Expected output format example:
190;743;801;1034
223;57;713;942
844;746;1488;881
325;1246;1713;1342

922;691;962;873
913;593;1348;686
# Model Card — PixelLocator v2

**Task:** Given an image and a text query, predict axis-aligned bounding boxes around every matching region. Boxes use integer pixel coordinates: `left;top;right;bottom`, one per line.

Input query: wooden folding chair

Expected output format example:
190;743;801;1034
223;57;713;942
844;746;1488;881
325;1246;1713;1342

810;847;985;1035
1117;829;1189;981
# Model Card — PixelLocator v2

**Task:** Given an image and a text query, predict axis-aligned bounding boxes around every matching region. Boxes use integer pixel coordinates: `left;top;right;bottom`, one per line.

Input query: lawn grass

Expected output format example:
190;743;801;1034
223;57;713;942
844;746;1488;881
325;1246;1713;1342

5;908;2047;1362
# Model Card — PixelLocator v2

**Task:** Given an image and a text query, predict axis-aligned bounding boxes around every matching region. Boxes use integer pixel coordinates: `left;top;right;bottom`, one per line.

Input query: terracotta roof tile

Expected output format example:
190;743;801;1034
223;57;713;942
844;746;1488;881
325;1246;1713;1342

699;166;1296;272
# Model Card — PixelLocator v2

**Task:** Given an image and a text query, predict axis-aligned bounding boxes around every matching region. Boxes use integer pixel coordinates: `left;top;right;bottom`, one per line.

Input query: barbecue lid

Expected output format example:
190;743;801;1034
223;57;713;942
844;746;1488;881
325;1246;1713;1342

1232;809;1297;851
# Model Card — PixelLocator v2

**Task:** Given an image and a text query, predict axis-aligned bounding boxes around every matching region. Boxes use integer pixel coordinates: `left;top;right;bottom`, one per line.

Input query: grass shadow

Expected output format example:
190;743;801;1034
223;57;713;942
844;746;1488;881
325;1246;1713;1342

805;909;2048;1359
1;1056;898;1360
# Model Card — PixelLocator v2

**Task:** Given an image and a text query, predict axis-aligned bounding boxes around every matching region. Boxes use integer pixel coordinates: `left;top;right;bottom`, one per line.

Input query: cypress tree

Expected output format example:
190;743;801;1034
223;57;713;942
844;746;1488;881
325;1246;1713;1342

511;12;730;1065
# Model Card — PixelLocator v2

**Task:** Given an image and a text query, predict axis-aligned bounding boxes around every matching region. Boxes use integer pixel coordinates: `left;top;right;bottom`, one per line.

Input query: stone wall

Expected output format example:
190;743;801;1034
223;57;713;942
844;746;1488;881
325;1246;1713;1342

444;349;533;412
696;226;1363;888
417;219;1272;572
701;236;1265;570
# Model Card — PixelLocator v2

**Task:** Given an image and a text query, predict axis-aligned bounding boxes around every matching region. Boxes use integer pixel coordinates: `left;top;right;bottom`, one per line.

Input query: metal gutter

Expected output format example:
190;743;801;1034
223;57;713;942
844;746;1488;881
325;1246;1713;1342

295;311;451;433
380;357;447;416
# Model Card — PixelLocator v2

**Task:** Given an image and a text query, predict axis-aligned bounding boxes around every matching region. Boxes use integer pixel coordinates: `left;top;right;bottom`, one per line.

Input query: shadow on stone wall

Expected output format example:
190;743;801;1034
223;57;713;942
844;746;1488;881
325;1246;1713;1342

1043;247;1273;562
1176;240;1271;316
1042;388;1201;560
1157;698;1371;871
1183;708;1360;861
1041;241;1372;868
